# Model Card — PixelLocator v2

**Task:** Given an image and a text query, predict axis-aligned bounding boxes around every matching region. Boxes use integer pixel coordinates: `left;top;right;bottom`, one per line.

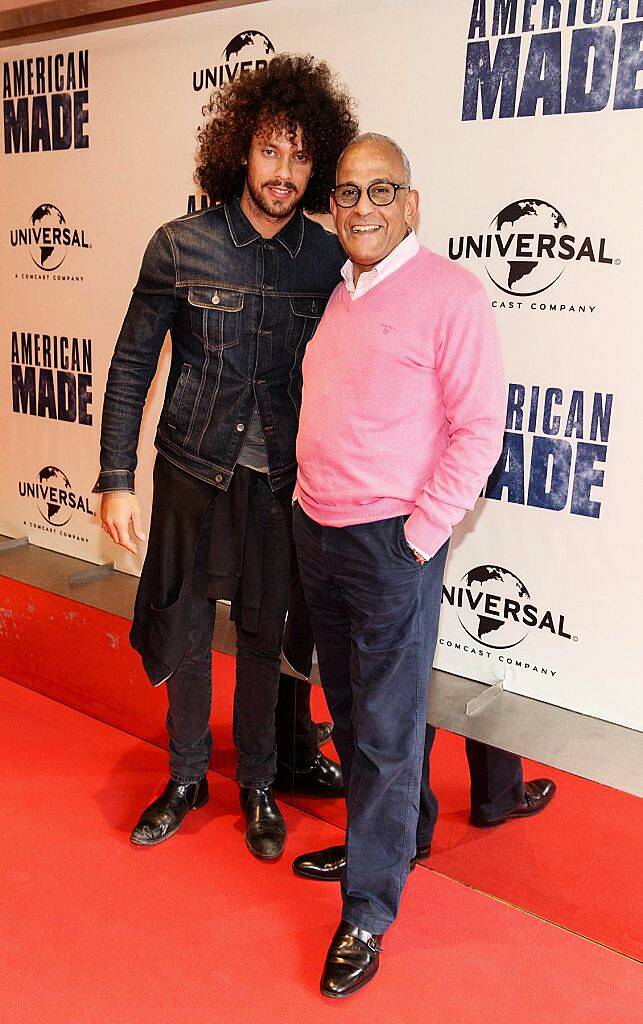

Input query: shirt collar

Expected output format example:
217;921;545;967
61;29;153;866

340;228;420;292
224;196;305;259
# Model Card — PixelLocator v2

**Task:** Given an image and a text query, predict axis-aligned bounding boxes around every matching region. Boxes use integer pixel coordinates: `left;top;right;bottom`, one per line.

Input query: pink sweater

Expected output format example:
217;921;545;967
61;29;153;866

295;247;505;558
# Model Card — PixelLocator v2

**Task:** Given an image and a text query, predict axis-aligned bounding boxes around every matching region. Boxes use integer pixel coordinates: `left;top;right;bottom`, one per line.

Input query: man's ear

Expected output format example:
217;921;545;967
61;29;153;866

330;192;339;225
405;189;419;227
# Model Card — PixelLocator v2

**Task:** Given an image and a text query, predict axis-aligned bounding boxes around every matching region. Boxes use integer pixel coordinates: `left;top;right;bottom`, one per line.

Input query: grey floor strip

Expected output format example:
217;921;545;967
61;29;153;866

1;536;642;797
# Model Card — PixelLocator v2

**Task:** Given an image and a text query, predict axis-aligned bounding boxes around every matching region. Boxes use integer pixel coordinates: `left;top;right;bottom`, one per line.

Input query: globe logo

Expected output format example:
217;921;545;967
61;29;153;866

222;30;275;64
36;466;73;526
28;204;67;271
457;565;531;650
485;199;568;297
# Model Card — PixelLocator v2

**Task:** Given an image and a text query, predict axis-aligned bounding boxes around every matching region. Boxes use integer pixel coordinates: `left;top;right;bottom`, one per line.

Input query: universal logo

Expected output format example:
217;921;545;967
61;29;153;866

18;465;94;528
10;204;91;271
449;199;619;297
192;30;275;91
442;564;577;651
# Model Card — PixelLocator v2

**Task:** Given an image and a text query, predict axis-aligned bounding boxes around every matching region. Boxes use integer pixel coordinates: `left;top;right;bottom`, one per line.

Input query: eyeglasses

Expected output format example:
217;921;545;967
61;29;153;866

332;181;411;208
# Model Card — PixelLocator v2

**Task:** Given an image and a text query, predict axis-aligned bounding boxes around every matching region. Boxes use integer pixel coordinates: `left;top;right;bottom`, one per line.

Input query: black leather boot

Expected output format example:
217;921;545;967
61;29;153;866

321;920;383;998
292;842;431;882
240;785;286;860
274;753;344;797
130;777;209;846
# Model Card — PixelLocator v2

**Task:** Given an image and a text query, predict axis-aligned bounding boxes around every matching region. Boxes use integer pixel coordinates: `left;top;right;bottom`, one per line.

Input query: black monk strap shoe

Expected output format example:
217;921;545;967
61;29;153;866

130;777;209;846
316;721;334;747
239;785;286;860
292;842;431;882
320;920;383;999
274;753;344;797
470;778;557;828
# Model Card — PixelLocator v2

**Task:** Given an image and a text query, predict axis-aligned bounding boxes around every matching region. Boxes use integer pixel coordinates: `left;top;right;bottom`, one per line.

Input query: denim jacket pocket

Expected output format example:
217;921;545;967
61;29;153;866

285;296;322;353
167;362;192;431
188;286;244;349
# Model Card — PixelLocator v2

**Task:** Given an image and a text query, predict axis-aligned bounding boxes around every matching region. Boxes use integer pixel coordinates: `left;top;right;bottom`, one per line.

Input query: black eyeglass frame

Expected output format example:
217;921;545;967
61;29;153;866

331;181;411;208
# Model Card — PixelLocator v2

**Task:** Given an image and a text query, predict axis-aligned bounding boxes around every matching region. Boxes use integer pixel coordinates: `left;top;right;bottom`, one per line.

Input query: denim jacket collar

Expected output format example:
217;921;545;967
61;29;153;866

224;196;304;260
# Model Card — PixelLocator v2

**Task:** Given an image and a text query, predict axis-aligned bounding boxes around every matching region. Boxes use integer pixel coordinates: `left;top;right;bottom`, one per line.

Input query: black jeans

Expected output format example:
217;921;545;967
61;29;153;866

232;471;297;787
294;504;449;935
133;456;318;786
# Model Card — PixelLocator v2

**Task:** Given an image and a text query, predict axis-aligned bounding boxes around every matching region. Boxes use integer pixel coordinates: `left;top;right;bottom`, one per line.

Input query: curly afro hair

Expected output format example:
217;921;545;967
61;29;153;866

195;53;358;214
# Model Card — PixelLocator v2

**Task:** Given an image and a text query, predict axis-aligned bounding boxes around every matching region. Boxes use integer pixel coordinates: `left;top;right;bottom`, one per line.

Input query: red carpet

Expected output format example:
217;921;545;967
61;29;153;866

213;658;643;962
1;575;642;960
1;676;641;1024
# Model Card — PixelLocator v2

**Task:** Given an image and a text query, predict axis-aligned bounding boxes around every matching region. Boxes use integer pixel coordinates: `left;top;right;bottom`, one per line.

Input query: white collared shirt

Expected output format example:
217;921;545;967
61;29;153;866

340;228;421;300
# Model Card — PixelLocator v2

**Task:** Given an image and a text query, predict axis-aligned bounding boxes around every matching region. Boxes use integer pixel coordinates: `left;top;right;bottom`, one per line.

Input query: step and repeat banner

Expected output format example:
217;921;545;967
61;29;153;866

1;0;641;729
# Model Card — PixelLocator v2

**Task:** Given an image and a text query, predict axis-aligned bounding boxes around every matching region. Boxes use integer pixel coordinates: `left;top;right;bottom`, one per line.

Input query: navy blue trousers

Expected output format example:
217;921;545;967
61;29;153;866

293;505;449;934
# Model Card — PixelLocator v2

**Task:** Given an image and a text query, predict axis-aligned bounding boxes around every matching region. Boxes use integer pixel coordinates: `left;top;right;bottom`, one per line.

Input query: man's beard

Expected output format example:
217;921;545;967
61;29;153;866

247;177;301;220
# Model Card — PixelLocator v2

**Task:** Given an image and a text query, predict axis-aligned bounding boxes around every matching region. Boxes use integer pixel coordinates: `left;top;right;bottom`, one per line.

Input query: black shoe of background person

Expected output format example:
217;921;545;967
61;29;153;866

239;784;287;860
469;778;557;828
316;721;333;747
292;842;431;882
130;777;209;846
274;753;344;797
320;920;383;999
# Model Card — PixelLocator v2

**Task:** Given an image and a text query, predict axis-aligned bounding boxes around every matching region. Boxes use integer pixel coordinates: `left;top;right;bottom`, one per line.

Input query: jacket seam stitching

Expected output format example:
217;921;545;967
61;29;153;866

161;223;179;287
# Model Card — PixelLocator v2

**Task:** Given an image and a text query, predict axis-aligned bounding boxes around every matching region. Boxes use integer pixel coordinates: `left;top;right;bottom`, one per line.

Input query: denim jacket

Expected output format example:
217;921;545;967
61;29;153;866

94;197;343;494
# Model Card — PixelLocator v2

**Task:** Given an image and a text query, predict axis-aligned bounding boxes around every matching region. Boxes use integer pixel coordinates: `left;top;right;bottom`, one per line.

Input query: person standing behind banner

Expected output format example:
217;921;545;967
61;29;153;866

94;56;358;860
291;132;555;999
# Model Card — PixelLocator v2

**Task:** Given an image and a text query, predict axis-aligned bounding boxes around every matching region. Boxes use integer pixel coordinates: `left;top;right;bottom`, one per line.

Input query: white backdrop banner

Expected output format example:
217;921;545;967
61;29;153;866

1;0;641;729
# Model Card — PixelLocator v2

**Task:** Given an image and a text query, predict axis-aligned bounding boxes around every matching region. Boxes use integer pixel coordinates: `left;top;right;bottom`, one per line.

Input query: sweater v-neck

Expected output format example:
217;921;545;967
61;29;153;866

337;248;428;311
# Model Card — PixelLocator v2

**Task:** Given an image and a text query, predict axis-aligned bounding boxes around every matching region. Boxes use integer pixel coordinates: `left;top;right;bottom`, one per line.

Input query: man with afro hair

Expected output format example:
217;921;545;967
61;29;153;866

96;55;358;859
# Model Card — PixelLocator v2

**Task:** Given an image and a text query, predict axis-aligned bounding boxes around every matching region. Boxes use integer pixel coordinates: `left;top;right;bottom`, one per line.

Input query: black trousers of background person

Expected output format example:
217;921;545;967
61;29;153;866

284;543;525;840
418;728;524;842
130;454;318;786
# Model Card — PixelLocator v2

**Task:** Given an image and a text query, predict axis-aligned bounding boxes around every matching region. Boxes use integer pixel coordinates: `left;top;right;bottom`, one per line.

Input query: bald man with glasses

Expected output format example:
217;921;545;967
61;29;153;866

290;133;555;998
